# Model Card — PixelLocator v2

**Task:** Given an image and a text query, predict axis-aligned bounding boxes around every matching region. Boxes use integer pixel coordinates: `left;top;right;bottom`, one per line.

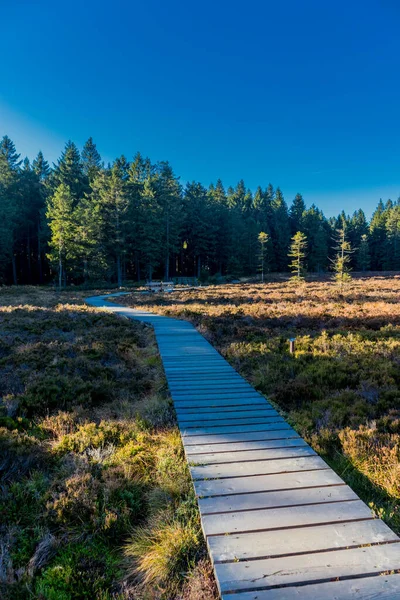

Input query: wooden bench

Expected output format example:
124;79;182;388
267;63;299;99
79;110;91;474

147;281;175;293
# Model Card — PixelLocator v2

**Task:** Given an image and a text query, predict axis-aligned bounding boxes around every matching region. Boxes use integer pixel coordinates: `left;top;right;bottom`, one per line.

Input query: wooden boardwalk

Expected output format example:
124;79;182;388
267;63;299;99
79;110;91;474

87;293;400;599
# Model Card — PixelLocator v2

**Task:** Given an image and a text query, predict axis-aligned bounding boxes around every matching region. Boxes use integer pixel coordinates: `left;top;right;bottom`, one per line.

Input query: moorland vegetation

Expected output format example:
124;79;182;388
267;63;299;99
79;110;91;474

0;287;217;600
121;274;400;534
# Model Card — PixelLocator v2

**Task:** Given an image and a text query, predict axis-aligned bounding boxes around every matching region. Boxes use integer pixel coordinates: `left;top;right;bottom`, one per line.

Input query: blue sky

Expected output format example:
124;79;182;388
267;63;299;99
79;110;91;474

1;0;399;217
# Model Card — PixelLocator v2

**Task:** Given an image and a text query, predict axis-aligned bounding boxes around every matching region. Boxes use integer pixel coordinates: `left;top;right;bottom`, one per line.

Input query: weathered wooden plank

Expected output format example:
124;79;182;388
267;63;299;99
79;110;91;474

199;483;353;514
170;383;253;391
184;430;301;447
176;407;275;417
188;445;316;466
182;422;289;437
191;455;328;481
194;469;340;498
174;398;268;409
209;518;398;563
176;408;278;421
215;544;400;594
180;416;283;429
222;574;400;600
185;437;306;455
202;499;371;536
172;390;257;398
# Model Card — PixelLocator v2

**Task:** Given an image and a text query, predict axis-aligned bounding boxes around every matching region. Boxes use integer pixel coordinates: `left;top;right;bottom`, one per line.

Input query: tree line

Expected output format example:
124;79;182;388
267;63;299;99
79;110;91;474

0;134;399;286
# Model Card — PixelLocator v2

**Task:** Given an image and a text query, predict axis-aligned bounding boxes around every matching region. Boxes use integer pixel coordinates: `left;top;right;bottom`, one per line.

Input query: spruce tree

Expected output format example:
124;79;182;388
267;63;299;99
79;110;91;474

46;184;78;289
357;234;371;271
288;231;307;280
331;227;353;291
258;231;269;282
271;188;291;271
82;137;102;183
155;162;182;280
53;141;86;200
289;193;306;234
0;135;22;170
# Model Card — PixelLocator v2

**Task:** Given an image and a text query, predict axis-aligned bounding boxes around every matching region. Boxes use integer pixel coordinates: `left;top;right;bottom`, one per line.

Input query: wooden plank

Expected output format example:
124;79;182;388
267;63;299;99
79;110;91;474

170;383;253;391
188;445;316;466
221;574;400;600
176;408;278;421
215;544;400;594
176;406;275;416
199;483;353;514
191;455;328;481
209;518;398;562
182;422;290;437
174;398;268;409
194;469;340;498
180;416;283;428
202;499;371;536
172;390;257;397
184;430;301;447
185;437;306;455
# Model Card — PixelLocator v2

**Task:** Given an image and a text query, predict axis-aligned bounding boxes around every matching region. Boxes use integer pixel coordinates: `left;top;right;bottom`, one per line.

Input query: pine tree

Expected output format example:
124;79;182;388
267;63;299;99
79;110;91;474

32;151;51;181
0;152;18;282
289;193;306;234
357;234;371;271
90;161;130;286
53;141;86;200
82;137;102;183
369;200;388;270
384;202;400;270
155;162;182;280
208;179;230;275
331;227;353;291
258;231;269;282
271;188;291;271
136;177;163;281
183;182;216;279
288;231;307;280
0;135;22;170
46;184;78;289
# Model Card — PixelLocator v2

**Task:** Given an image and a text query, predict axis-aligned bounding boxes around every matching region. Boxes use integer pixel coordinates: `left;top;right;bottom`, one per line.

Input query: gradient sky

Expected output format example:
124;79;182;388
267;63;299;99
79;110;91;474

1;0;399;217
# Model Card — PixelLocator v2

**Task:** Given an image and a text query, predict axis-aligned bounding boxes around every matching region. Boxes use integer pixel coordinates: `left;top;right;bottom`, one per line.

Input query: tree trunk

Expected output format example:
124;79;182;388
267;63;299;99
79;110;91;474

27;230;32;283
11;254;17;285
135;253;141;282
37;221;43;283
165;207;170;280
58;255;62;291
117;255;122;288
197;255;201;279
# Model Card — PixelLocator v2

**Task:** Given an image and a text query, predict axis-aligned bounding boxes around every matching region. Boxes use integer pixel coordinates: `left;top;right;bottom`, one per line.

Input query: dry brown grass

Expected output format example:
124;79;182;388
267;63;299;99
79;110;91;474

121;274;400;533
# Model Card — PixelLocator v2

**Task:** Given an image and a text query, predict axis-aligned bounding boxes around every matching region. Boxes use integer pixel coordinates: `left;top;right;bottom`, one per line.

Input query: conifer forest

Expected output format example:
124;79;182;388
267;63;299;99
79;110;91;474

1;134;399;287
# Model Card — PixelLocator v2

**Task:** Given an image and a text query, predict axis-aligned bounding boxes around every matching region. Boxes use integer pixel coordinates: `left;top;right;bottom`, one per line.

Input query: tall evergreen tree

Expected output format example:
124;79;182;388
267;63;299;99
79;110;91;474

331;227;353;290
155;162;182;280
46;184;78;289
53;141;86;200
288;231;307;280
82;137;102;182
289;193;306;234
369;200;388;270
258;231;269;282
357;234;371;271
271;188;291;271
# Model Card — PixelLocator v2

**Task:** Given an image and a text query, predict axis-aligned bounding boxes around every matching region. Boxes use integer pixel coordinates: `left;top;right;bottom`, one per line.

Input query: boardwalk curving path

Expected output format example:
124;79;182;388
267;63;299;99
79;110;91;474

86;293;400;599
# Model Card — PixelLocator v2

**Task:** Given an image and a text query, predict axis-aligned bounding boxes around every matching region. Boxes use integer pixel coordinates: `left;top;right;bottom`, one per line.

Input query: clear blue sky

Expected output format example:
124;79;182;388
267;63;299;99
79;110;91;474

1;0;399;217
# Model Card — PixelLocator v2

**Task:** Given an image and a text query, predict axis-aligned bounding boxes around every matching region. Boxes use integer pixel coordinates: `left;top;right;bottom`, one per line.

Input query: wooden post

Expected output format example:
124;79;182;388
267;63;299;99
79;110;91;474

289;338;296;354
